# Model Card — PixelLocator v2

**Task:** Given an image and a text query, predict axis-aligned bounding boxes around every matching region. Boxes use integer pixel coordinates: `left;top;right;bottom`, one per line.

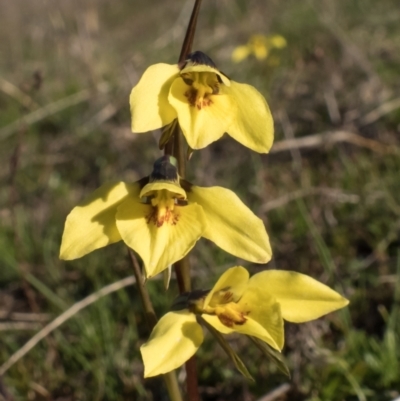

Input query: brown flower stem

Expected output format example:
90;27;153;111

175;257;191;292
128;249;183;401
172;142;199;401
128;249;157;328
175;2;203;400
161;2;204;400
174;125;186;178
185;356;200;401
179;0;203;63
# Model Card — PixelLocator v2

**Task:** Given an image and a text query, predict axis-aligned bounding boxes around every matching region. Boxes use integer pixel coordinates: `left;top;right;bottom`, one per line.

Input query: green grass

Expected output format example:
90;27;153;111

1;0;400;400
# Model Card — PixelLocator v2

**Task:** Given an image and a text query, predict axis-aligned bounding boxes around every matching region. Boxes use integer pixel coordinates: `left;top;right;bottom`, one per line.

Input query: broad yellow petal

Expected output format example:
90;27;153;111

187;186;272;263
248;270;349;323
60;182;140;260
204;266;249;308
168;78;235;149
226;81;274;153
116;200;207;277
130;63;179;133
141;311;203;377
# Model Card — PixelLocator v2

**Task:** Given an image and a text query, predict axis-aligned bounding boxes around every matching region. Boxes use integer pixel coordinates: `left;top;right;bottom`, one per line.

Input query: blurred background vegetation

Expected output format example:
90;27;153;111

1;0;400;400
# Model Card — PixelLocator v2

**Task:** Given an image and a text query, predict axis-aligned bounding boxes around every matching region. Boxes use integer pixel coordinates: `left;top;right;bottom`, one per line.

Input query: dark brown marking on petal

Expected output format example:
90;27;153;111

184;89;197;107
219;312;248;328
181;73;194;86
196;98;213;110
184;89;213;110
222;291;234;303
146;207;179;227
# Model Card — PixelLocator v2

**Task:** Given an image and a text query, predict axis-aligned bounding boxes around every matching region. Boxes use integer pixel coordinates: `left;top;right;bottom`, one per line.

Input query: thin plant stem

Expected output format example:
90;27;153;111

178;0;203;64
172;2;203;400
174;125;186;178
128;249;183;401
161;1;203;400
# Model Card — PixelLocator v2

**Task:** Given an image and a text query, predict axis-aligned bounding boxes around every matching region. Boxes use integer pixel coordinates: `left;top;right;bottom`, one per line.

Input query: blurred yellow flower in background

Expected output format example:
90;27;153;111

232;34;287;63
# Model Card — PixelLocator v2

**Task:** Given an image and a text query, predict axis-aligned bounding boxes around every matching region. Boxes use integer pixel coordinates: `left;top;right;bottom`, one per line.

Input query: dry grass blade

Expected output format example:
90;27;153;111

0;312;50;322
261;187;359;213
0;275;136;376
255;383;291;401
0;78;39;110
0;322;42;332
359;97;400;126
270;130;393;154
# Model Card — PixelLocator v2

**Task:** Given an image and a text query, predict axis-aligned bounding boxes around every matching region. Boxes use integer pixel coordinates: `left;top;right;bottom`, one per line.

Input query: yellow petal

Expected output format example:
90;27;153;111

248;270;349;323
204;266;249;308
140;181;186;199
226;81;274;153
130;63;179;133
116;200;207;277
235;286;284;350
180;64;230;86
201;315;234;335
168;78;235;149
253;44;269;60
141;311;204;377
187;186;272;263
269;35;287;49
231;46;251;63
60;182;140;260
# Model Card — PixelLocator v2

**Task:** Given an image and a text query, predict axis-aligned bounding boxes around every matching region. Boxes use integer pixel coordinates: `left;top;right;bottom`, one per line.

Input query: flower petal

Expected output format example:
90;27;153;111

116;200;207;277
130;63;179;133
201;315;234;335
235;286;284;350
140;181;186;199
168;78;235;149
187;186;272;263
180;64;230;86
141;311;204;377
60;182;140;260
204;266;249;308
248;270;349;323
231;46;251;63
226;81;274;153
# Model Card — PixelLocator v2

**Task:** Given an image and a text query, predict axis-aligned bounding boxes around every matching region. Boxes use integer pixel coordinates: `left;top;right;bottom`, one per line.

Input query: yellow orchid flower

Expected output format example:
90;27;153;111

60;157;272;278
232;34;287;63
130;51;274;153
140;266;349;377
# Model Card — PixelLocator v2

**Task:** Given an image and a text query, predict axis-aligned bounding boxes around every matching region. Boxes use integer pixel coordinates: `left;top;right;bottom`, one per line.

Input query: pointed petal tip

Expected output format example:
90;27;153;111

59;244;79;261
256;250;273;264
59;250;68;261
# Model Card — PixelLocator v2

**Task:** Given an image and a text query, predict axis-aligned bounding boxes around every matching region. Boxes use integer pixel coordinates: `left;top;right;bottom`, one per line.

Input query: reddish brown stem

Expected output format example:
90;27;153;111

170;1;203;400
178;0;203;63
185;357;201;401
